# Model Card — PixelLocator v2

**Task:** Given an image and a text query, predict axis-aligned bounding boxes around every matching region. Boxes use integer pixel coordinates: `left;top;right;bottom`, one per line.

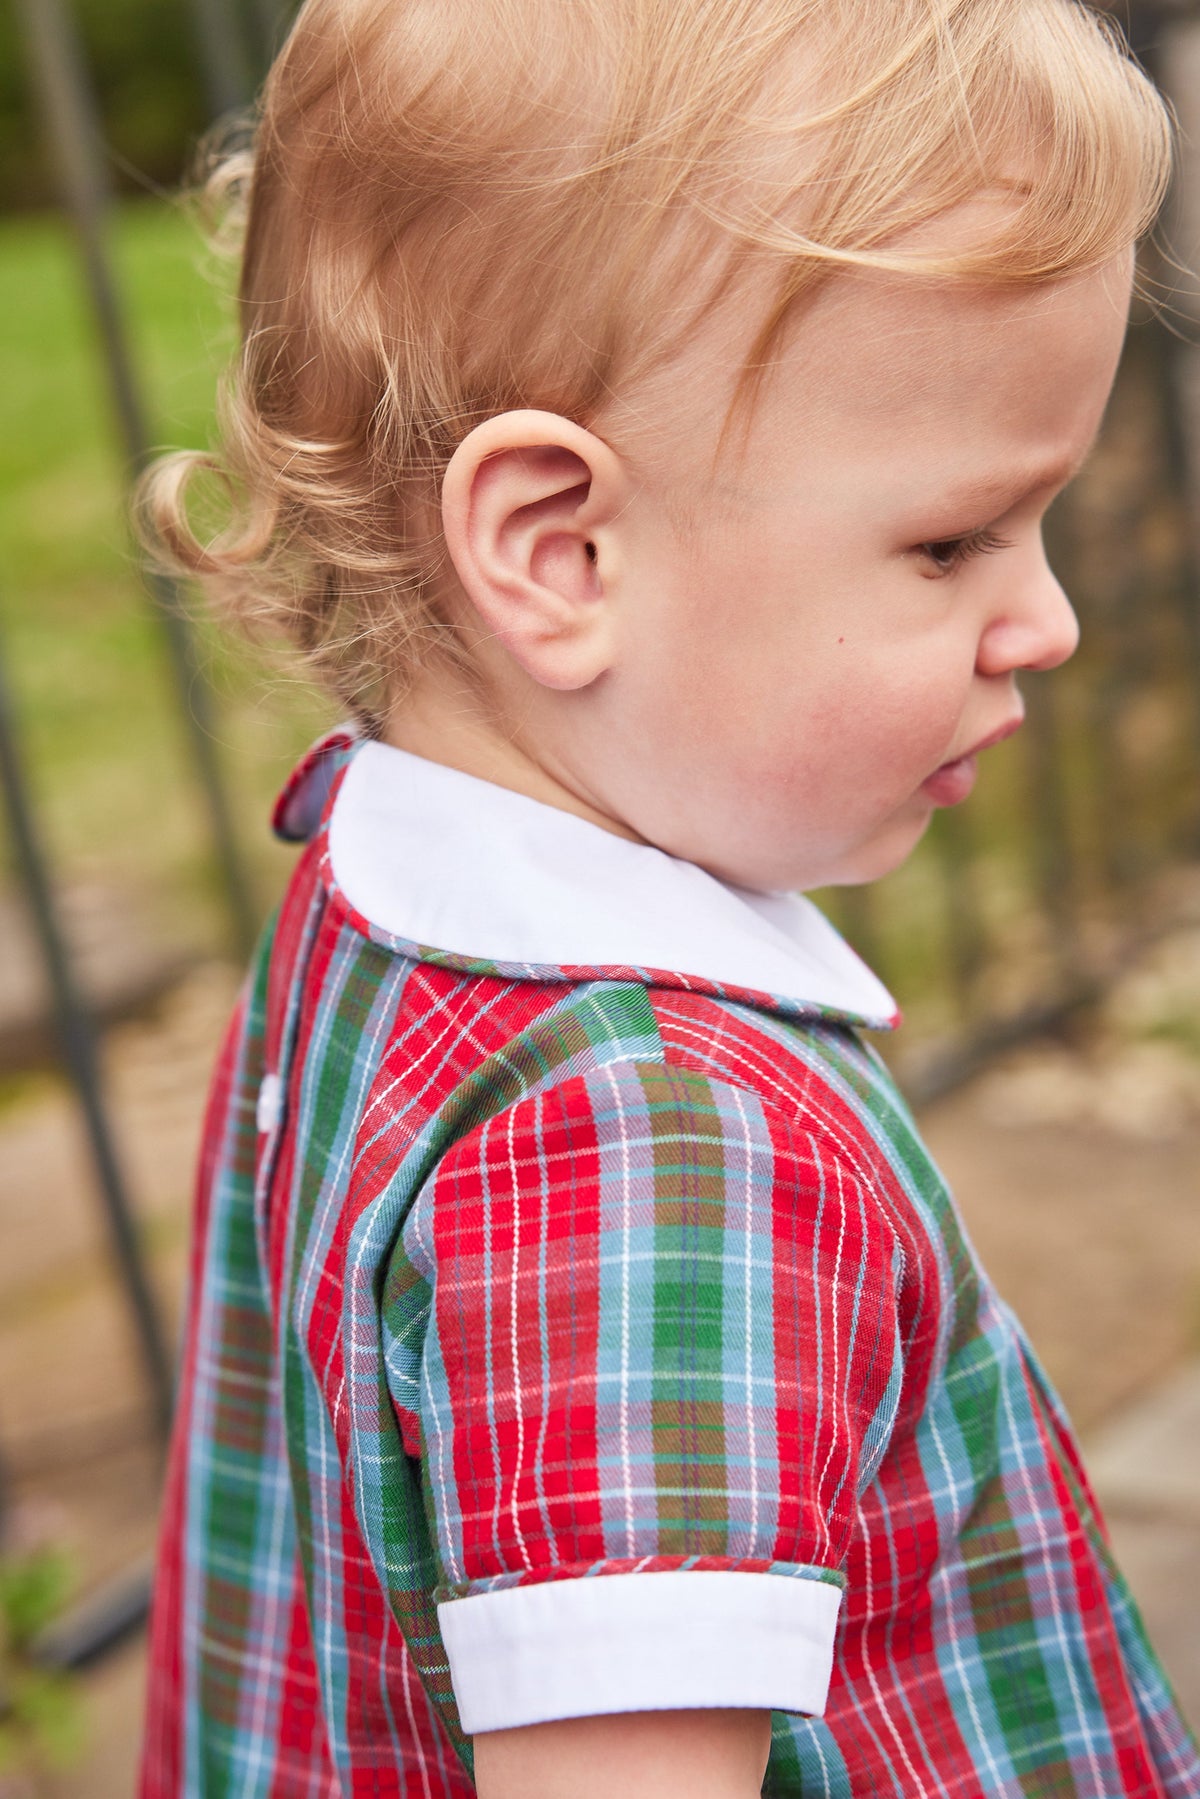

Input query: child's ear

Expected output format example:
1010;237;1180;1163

440;410;629;691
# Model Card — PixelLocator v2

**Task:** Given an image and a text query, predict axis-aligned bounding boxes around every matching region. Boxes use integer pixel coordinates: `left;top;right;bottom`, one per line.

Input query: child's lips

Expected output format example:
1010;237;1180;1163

921;754;979;806
921;713;1024;808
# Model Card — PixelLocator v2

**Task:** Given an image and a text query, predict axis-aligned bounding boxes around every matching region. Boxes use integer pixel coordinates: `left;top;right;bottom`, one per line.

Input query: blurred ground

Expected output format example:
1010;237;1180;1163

0;929;1197;1795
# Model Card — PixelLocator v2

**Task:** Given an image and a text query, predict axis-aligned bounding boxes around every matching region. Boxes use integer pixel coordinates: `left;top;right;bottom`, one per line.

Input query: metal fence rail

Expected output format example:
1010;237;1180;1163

13;0;260;965
1;0;286;1671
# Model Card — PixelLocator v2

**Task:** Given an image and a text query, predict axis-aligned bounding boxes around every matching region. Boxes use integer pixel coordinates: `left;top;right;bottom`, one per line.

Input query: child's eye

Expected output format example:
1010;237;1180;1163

919;529;1013;575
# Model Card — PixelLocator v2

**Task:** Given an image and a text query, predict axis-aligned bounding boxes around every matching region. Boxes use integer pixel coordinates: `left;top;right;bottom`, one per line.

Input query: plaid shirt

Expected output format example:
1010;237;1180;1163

140;731;1200;1797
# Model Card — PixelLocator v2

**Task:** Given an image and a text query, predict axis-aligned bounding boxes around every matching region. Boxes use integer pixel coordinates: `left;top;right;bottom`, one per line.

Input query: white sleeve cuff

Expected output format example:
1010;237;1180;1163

437;1569;841;1734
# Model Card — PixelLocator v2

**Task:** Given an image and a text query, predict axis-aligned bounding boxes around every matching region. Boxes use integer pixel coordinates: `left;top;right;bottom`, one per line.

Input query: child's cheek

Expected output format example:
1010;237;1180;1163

796;673;960;786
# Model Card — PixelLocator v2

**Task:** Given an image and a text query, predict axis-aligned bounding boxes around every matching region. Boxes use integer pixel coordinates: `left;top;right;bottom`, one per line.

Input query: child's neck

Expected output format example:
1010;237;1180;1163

383;675;646;846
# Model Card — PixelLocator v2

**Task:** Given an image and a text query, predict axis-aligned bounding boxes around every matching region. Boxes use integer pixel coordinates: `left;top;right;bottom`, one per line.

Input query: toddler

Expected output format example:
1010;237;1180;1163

138;0;1200;1793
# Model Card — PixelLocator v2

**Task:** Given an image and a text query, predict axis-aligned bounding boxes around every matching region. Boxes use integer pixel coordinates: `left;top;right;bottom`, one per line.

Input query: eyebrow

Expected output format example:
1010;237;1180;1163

938;454;1089;522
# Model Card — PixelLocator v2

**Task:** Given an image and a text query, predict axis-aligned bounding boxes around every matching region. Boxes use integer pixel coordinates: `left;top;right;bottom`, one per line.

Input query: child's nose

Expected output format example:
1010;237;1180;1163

976;556;1080;677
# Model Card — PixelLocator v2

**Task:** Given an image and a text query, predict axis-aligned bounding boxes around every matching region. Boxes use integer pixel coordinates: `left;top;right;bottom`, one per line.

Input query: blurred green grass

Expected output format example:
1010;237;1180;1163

0;196;328;947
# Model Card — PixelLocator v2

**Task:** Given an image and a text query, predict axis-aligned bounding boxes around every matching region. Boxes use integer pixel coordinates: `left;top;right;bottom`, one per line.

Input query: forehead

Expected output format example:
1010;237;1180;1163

774;257;1129;492
797;255;1130;414
617;251;1134;514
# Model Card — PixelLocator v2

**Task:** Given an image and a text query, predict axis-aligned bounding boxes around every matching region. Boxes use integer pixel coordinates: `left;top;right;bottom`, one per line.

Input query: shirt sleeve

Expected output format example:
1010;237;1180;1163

389;1056;905;1734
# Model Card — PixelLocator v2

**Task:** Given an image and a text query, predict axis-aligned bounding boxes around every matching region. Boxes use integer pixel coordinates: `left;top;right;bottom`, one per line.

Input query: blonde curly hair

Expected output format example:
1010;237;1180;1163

140;0;1173;728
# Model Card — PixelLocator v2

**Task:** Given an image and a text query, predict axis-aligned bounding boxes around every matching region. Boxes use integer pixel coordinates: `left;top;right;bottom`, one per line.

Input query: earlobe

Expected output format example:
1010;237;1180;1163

441;410;628;692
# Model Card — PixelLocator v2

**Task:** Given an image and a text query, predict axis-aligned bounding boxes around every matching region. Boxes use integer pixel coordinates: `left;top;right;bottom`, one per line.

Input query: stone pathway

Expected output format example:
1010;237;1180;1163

0;881;196;1077
1087;1363;1200;1721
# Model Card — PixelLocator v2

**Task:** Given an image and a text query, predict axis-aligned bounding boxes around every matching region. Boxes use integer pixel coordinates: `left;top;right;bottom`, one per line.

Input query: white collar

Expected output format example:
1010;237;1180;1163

325;738;898;1028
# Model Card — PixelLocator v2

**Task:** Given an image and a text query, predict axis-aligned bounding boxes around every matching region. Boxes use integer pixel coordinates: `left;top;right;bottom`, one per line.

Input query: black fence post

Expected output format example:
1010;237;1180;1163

1149;3;1200;850
187;0;257;118
0;626;173;1444
245;0;294;71
12;0;259;963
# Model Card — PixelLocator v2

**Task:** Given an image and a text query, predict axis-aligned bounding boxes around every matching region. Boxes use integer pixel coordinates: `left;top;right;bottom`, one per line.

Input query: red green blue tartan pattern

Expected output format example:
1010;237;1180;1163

140;736;1200;1797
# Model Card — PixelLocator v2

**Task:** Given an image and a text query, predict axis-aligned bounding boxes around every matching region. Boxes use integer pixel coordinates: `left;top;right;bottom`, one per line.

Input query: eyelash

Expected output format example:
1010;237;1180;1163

919;529;1014;575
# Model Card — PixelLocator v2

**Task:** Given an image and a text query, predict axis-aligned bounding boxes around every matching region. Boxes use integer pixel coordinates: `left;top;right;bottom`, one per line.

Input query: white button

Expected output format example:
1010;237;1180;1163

256;1071;283;1134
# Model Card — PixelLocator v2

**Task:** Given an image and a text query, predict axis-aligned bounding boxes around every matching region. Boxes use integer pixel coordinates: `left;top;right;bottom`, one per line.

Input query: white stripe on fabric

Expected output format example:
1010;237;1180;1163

729;1084;761;1548
439;1571;842;1734
601;1061;639;1560
505;1102;534;1572
256;1070;283;1134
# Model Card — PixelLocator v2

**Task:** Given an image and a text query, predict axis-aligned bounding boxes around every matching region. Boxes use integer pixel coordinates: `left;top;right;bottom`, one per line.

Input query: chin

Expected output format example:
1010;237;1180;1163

820;813;934;889
692;805;933;895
